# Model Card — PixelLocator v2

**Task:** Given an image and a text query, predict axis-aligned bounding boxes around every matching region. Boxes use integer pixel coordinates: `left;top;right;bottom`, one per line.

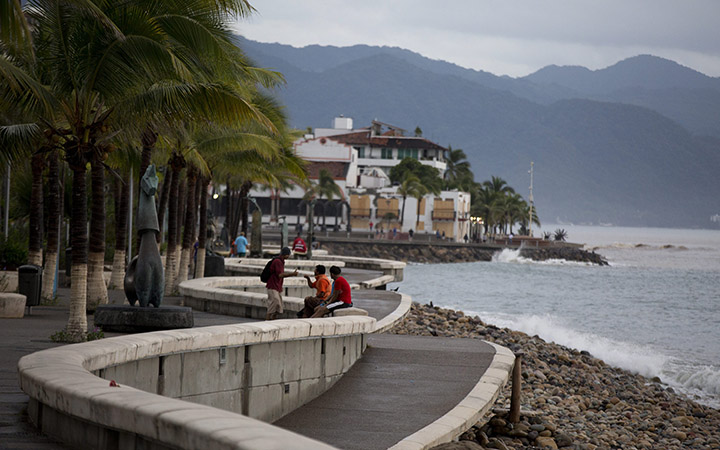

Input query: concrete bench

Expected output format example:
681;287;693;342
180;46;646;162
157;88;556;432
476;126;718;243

0;293;26;318
332;307;368;317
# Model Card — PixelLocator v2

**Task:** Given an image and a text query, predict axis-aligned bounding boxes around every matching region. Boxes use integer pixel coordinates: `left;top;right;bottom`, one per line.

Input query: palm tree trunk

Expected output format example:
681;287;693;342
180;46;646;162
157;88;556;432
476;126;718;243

240;181;252;236
109;171;129;289
173;177;187;284
28;153;44;266
156;165;171;244
164;158;182;294
191;174;202;276
67;164;88;341
196;175;209;278
400;196;406;228
175;168;196;290
42;151;62;301
87;158;108;311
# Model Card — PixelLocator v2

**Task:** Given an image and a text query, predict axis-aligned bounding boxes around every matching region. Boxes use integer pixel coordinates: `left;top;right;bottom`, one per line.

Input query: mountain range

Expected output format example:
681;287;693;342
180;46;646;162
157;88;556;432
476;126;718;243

237;37;720;229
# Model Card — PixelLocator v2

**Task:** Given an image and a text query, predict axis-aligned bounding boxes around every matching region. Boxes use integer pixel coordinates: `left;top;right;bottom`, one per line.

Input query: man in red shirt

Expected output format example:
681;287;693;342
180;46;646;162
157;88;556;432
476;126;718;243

311;266;352;318
265;247;298;320
292;233;308;258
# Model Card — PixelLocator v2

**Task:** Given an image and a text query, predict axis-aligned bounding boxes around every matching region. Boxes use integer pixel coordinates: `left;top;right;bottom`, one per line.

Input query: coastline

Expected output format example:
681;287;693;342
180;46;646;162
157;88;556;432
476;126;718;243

391;303;719;450
320;241;608;265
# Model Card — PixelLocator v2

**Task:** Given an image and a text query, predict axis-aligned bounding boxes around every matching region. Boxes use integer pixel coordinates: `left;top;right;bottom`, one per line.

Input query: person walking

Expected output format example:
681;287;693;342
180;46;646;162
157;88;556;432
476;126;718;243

234;232;249;257
265;247;298;320
292;233;307;258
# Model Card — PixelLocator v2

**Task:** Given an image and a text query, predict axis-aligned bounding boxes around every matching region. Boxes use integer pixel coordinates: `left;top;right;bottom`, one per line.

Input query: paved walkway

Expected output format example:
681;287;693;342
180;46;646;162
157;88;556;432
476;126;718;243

1;270;497;450
275;334;494;449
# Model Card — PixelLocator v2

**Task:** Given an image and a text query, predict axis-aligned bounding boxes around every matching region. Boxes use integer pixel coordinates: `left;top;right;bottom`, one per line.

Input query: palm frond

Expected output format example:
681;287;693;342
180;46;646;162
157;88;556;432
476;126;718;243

0;122;41;166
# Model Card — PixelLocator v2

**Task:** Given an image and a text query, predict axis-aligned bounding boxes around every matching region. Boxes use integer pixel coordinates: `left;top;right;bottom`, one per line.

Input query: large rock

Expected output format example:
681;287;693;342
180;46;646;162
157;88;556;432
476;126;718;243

0;293;26;318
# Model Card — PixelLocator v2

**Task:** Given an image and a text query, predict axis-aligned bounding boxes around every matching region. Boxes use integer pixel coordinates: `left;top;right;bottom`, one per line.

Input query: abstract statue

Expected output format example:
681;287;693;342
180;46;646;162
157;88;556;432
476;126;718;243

124;165;164;307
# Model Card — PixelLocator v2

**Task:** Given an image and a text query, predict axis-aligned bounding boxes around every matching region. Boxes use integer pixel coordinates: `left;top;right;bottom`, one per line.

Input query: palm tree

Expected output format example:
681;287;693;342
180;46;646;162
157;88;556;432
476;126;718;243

411;182;429;230
484;176;515;197
41;149;63;300
444;146;472;188
164;152;185;294
315;168;343;228
397;175;420;228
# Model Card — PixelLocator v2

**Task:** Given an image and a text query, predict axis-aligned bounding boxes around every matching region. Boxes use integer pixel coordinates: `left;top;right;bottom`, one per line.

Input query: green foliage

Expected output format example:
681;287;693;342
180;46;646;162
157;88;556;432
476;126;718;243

0;225;28;270
50;326;104;343
389;158;442;194
554;229;568;241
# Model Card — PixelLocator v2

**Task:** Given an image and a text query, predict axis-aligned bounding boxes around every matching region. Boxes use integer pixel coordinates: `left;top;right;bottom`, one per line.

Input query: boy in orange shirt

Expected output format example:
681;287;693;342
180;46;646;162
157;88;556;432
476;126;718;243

298;265;331;318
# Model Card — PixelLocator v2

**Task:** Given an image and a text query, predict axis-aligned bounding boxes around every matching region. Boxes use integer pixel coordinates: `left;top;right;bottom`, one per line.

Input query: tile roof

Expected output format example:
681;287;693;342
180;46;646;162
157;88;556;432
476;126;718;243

327;130;447;151
306;161;349;180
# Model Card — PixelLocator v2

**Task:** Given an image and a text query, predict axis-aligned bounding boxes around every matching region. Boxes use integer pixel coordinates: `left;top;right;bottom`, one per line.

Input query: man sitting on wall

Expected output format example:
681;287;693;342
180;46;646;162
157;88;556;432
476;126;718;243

297;265;331;318
310;266;352;318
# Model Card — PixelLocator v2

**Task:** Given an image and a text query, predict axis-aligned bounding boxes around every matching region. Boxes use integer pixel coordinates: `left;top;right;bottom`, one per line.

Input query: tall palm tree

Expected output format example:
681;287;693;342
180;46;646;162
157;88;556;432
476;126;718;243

484;176;515;196
397;175;421;228
41;149;63;300
444;146;472;188
411;182;429;230
315;168;343;228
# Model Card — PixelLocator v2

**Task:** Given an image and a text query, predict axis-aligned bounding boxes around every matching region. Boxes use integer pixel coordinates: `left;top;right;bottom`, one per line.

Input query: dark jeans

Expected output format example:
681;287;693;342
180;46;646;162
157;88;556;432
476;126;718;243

299;296;325;318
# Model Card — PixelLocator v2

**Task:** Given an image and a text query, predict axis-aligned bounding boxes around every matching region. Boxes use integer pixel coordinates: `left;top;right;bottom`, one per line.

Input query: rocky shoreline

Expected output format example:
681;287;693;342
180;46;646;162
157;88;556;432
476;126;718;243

390;303;719;450
320;242;608;265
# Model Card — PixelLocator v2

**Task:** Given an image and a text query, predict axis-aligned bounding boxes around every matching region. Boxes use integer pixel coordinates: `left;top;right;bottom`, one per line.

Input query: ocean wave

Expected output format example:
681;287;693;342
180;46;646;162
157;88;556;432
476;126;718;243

662;363;720;409
474;311;720;409
491;248;594;266
476;312;666;377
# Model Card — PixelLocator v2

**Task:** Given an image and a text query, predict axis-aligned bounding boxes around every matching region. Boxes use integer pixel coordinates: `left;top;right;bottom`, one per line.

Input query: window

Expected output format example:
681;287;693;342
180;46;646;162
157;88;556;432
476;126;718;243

354;146;365;158
381;148;393;159
398;148;418;159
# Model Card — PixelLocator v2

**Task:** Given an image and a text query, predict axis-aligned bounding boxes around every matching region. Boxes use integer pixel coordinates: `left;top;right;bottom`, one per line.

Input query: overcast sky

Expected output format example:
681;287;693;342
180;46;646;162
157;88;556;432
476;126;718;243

231;0;720;78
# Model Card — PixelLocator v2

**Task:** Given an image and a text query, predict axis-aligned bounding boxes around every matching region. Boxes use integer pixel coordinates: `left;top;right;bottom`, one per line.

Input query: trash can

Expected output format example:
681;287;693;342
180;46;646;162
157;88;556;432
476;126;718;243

18;264;42;307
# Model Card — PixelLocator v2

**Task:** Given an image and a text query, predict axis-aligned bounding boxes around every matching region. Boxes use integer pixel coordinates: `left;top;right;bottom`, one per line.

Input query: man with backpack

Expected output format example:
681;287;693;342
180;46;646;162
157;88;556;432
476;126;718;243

263;247;298;320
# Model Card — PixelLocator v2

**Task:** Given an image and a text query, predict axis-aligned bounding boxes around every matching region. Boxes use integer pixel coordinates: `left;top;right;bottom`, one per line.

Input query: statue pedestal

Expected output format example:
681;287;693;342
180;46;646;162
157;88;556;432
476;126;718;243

94;305;193;333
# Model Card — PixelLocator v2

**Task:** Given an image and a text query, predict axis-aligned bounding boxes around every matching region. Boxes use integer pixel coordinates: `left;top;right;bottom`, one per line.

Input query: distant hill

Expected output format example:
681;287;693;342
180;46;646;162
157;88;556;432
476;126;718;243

239;38;720;228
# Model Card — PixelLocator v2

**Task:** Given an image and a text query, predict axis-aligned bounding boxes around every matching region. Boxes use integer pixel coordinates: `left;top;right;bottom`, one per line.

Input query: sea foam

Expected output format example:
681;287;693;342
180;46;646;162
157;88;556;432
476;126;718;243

478;312;666;378
475;311;720;408
491;248;592;266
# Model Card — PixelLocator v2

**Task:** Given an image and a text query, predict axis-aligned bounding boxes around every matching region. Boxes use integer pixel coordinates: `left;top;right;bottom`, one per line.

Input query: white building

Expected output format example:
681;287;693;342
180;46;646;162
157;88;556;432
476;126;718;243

250;117;471;241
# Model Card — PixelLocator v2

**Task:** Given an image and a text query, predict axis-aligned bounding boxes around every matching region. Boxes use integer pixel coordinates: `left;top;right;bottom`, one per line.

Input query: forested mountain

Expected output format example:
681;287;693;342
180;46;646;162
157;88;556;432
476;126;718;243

239;37;720;228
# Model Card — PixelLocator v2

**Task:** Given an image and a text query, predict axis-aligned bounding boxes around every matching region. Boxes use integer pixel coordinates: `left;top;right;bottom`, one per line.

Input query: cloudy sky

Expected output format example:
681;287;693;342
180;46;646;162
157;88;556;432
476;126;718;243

231;0;720;78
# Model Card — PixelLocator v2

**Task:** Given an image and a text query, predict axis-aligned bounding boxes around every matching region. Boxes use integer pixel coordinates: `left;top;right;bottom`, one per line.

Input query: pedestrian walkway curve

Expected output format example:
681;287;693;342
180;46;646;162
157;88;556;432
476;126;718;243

4;257;514;450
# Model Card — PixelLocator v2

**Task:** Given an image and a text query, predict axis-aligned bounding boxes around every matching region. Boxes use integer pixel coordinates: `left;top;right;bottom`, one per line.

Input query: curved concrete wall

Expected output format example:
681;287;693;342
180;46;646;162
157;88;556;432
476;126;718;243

18;317;375;450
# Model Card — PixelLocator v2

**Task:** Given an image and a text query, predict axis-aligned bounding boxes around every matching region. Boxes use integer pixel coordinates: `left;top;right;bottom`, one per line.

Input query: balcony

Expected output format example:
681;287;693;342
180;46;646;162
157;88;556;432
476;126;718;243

432;210;455;221
350;208;371;218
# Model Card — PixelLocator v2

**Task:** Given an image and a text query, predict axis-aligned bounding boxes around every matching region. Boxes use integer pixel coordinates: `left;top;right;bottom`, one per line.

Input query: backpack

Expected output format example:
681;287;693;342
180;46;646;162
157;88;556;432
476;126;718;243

260;257;278;282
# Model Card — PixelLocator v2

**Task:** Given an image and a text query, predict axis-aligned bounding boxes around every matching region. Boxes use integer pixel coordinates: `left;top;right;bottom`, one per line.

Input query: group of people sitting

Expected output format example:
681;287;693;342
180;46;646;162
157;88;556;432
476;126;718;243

263;246;352;320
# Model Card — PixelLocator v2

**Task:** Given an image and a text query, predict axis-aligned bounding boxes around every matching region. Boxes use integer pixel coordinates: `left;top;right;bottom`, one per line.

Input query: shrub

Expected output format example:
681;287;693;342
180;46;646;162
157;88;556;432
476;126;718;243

0;227;28;270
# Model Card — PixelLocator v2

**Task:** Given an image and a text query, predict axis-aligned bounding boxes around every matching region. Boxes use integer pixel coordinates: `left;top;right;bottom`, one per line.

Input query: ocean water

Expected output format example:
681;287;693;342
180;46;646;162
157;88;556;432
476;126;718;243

390;225;720;409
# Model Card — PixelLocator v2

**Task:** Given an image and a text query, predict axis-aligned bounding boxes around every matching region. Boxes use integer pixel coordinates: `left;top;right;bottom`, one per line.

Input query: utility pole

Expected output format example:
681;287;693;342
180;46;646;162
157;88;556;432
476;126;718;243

528;162;534;237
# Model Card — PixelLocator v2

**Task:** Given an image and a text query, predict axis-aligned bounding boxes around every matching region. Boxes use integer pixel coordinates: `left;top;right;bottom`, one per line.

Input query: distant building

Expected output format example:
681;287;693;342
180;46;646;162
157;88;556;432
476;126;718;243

248;117;471;241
